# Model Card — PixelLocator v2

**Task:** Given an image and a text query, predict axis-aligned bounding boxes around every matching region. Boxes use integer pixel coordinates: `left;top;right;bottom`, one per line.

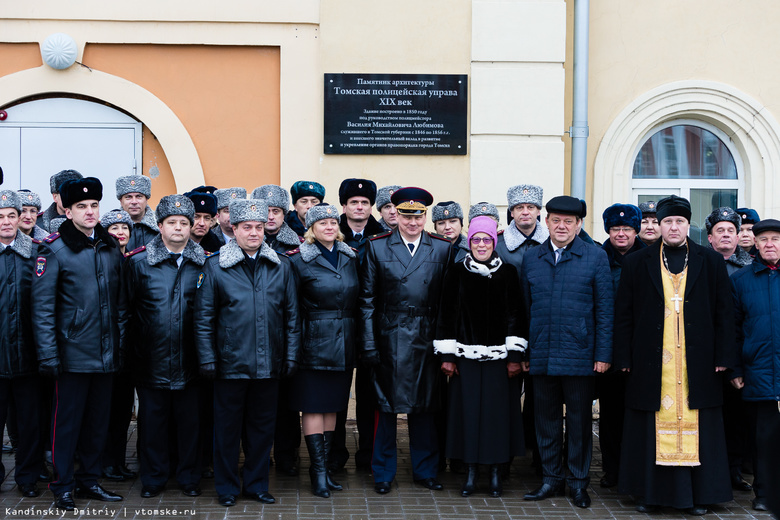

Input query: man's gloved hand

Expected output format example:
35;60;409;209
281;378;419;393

39;358;61;378
284;360;299;378
361;350;381;368
199;362;216;379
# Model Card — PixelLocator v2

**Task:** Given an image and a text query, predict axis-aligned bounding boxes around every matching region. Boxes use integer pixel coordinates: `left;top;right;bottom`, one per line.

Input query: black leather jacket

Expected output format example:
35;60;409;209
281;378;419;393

0;232;39;378
194;240;300;379
32;220;127;373
288;240;360;371
125;236;205;389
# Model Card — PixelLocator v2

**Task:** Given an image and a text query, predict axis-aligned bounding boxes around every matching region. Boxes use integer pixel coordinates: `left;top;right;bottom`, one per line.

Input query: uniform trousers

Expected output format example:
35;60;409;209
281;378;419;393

533;375;594;490
748;400;780;500
273;378;301;467
372;411;438;483
0;375;42;485
137;385;200;487
101;371;135;471
213;379;278;496
354;366;376;467
49;372;113;495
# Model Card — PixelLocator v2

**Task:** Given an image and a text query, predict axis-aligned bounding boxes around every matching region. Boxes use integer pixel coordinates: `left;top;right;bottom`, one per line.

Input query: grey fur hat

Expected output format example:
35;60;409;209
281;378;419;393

468;202;499;222
0;190;22;213
507;184;543;209
156;194;195;225
705;207;741;234
305;203;340;228
17;190;41;210
252;185;290;212
116;175;152;199
230;199;268;225
49;169;83;194
215;187;247;210
101;209;133;229
376;185;402;210
432;201;463;222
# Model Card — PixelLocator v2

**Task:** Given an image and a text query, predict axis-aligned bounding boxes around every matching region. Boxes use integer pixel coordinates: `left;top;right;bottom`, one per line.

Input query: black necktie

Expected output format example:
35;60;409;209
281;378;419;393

170;253;181;266
408;243;415;254
355;233;362;241
1;246;11;255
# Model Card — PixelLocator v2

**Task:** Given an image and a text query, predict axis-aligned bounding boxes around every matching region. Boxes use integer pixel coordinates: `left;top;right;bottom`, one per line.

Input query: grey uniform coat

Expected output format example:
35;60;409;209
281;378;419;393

359;229;452;414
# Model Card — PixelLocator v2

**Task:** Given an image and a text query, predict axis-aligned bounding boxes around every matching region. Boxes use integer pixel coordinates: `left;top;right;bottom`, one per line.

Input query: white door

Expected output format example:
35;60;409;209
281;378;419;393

0;98;142;213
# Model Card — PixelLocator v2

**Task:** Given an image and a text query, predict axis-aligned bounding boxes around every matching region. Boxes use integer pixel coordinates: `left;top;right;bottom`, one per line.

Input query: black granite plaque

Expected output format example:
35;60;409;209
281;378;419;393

324;73;467;155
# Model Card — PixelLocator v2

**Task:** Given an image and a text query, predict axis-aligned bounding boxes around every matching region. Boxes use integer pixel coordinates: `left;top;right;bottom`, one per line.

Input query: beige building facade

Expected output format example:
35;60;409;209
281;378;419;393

0;1;776;236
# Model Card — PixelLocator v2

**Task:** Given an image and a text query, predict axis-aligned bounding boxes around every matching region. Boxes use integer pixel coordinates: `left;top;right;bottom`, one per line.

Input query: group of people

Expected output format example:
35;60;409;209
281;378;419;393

0;169;778;517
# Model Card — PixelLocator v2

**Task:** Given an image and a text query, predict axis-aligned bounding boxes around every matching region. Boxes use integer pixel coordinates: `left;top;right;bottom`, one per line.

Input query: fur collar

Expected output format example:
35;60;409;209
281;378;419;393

299;240;356;263
269;222;301;247
455;234;469;251
726;244;753;268
136;206;159;233
463;253;503;277
58;219;118;252
503;221;549;252
5;230;34;259
32;226;49;241
145;235;206;266
218;239;280;269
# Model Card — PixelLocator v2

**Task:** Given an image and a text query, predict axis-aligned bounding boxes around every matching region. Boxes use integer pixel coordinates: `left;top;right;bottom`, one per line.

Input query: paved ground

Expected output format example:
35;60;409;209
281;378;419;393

0;418;771;520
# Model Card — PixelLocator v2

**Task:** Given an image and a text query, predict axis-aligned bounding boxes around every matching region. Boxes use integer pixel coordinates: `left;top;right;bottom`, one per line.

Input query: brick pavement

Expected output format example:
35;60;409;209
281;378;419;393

0;419;770;520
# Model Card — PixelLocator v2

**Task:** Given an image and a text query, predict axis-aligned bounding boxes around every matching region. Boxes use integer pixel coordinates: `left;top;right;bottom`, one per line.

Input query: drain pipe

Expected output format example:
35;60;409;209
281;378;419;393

570;0;589;200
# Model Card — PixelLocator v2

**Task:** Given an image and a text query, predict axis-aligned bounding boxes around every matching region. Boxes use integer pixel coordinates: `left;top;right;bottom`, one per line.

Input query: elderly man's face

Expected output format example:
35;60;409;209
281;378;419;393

755;231;780;265
545;213;580;248
708;221;738;258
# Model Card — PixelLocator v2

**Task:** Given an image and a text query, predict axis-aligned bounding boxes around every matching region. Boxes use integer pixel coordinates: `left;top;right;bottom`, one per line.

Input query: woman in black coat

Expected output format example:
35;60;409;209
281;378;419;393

434;216;527;498
286;203;360;499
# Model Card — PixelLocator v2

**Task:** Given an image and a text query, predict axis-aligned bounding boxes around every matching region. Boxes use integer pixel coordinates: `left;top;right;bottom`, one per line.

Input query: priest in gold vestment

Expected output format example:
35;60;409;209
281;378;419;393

613;195;736;515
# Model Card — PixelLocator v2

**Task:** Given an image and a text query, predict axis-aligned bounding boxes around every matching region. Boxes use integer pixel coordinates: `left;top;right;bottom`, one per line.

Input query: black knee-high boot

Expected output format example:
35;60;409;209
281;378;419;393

461;464;479;497
304;434;330;498
323;431;343;491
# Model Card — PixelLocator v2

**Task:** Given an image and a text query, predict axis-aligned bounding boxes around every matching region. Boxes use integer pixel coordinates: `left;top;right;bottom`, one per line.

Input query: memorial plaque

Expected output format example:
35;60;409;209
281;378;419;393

324;73;467;155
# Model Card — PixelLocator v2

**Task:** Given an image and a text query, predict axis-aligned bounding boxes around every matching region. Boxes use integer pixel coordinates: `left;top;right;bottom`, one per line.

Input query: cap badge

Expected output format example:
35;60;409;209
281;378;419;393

742;214;747;219
130;180;136;186
619;212;624;216
444;209;449;216
251;205;257;211
358;183;363;188
28;195;33;200
268;191;273;197
175;201;181;207
649;203;655;209
309;184;314;189
83;187;89;193
482;206;487;211
723;211;729;216
389;189;394;194
200;201;205;206
326;208;332;214
231;193;237;198
1;195;6;200
523;189;529;195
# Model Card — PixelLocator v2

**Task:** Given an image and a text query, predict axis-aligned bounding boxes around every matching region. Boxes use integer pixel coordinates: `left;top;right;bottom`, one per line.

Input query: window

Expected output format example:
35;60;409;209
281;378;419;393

631;121;743;245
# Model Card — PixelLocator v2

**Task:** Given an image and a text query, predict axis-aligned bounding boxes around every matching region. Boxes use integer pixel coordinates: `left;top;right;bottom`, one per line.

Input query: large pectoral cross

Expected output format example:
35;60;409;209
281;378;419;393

671;293;683;313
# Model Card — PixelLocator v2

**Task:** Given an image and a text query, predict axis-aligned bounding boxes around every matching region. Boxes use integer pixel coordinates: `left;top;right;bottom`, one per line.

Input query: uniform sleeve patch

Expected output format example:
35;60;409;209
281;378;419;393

36;256;47;277
197;272;205;288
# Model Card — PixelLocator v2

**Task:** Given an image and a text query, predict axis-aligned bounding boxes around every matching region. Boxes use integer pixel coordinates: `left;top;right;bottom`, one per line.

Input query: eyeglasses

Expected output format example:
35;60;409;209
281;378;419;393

609;227;635;234
470;237;493;245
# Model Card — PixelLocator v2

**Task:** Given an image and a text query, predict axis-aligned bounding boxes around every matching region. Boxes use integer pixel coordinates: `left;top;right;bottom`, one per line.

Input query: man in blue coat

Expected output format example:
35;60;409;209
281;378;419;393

730;218;780;512
520;195;613;509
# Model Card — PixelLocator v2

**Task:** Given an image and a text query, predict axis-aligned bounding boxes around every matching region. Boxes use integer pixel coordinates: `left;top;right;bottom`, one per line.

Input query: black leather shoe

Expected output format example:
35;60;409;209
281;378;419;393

181;485;201;497
374;481;392;494
636;500;660;513
19;483;40;497
118;465;137;479
731;474;752;491
570;488;591;508
242;491;275;504
75;484;123;502
414;477;443;490
685;505;708;516
140;485;164;498
752;498;768;511
600;474;618;488
101;466;127;481
38;469;53;483
218;494;236;507
56;491;76;511
524;482;565;501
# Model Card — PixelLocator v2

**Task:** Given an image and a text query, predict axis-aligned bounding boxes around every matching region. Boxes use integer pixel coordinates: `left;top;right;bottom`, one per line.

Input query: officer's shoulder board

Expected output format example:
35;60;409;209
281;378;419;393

43;232;60;244
286;248;300;256
429;232;451;243
125;245;146;258
497;229;505;236
298;236;305;243
368;231;392;241
350;246;359;253
205;250;220;259
31;238;42;245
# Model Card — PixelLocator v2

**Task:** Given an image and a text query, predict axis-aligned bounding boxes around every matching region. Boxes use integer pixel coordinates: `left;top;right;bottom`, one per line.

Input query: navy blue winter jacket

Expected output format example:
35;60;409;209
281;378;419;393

731;257;780;401
520;236;614;376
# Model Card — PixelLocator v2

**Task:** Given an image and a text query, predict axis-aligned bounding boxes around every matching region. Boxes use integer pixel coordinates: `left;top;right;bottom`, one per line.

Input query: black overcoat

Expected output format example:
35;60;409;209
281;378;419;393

613;239;737;411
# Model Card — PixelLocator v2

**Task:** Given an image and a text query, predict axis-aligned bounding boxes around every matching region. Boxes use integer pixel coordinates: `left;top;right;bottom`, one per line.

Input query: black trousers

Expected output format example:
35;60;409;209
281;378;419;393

722;380;750;475
213;379;278;496
49;373;113;495
533;375;594;489
595;370;626;478
354;366;376;467
748;400;780;500
272;377;301;466
197;379;214;472
101;371;135;470
0;375;42;486
137;385;200;487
